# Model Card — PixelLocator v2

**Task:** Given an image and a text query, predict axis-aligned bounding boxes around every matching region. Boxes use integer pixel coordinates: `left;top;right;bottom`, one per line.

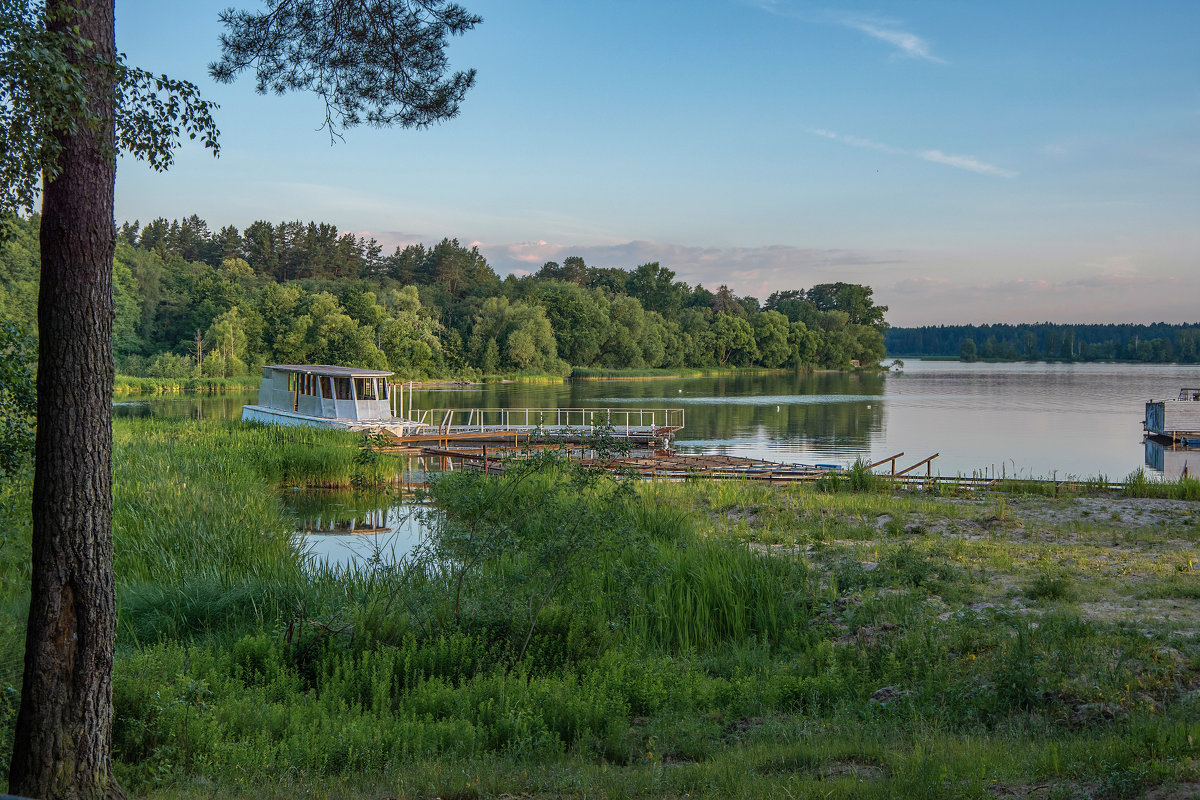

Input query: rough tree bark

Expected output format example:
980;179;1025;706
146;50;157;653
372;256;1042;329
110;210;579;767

7;1;124;798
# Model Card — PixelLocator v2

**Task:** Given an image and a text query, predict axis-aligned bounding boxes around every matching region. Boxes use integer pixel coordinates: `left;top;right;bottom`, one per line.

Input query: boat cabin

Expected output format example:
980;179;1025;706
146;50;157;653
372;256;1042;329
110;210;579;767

254;364;394;421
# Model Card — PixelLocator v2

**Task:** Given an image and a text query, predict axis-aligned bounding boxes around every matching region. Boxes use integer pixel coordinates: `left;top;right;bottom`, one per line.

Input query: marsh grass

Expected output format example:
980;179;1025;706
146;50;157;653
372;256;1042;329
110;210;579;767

614;539;812;652
1123;469;1200;500
3;417;1200;799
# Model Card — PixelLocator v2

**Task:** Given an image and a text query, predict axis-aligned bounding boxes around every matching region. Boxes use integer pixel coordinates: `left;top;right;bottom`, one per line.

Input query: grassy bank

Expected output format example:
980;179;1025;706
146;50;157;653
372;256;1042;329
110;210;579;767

2;422;1199;798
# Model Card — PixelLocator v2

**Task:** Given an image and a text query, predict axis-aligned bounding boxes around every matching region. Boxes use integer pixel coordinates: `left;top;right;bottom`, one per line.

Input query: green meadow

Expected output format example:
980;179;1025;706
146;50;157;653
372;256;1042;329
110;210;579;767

2;417;1199;799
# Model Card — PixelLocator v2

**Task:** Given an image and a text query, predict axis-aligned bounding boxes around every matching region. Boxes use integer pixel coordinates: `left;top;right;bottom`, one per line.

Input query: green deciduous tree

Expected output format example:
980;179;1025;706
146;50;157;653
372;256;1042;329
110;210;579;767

788;320;819;366
534;281;610;366
468;296;563;374
379;285;444;376
0;317;35;477
752;310;790;368
712;312;758;366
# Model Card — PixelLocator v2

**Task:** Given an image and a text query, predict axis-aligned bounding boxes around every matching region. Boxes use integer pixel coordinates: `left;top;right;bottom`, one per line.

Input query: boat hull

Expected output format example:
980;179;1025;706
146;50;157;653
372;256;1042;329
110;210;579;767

241;405;423;436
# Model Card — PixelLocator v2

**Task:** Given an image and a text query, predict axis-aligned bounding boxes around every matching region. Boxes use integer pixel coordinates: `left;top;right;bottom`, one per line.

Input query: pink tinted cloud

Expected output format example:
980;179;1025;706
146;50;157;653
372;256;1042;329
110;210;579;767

482;239;904;298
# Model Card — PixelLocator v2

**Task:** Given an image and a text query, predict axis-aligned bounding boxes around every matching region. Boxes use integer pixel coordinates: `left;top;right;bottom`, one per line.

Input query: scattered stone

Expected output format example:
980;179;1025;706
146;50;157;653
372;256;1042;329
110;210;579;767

1068;702;1123;728
729;716;765;734
1154;646;1185;665
820;760;886;781
839;622;898;645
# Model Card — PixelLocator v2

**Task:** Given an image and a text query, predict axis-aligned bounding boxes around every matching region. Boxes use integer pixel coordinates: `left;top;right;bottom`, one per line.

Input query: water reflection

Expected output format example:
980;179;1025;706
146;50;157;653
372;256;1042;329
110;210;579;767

114;391;259;420
1144;439;1196;480
114;362;1200;479
283;490;428;568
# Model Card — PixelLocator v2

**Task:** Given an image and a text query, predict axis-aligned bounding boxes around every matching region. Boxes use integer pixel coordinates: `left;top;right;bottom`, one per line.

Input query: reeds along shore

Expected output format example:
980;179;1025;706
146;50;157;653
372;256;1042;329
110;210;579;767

114;375;263;393
1;418;1199;799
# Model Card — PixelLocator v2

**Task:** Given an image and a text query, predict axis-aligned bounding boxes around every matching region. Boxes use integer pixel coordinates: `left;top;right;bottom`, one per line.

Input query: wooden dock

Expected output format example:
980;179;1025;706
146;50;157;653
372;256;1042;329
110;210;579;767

412;446;1133;492
1146;389;1200;444
385;407;685;448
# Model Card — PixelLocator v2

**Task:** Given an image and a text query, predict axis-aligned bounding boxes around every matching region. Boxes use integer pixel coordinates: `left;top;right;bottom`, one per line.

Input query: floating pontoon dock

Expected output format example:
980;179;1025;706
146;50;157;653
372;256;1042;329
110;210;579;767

1145;388;1200;445
387;407;685;448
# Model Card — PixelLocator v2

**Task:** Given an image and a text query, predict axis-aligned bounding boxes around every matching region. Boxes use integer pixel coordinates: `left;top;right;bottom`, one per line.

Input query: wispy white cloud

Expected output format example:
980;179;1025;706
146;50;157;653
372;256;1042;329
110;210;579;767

808;128;903;155
918;149;1018;178
840;16;946;63
835;14;945;63
743;3;945;64
808;128;1018;178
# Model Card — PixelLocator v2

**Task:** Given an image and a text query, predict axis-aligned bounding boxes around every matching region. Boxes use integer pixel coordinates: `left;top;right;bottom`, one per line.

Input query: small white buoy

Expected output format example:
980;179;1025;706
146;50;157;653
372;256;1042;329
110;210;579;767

867;404;871;409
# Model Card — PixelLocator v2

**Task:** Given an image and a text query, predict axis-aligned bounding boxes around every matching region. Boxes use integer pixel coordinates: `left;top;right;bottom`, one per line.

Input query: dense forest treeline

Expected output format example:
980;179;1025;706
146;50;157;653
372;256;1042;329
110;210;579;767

887;323;1200;363
0;214;889;378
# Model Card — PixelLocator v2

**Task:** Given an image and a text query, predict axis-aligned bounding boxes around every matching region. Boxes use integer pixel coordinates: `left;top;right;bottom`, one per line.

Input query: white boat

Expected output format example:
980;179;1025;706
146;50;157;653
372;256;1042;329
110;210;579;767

241;364;421;436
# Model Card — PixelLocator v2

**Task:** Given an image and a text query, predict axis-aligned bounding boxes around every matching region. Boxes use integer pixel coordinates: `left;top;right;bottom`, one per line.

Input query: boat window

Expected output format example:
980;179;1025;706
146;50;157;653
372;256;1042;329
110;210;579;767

355;378;377;401
288;373;298;392
335;377;352;400
378;380;388;399
320;376;333;399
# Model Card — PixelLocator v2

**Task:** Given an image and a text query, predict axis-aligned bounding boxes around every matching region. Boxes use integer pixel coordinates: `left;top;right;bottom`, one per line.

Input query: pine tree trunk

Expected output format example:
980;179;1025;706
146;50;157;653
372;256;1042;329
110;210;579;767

8;1;125;798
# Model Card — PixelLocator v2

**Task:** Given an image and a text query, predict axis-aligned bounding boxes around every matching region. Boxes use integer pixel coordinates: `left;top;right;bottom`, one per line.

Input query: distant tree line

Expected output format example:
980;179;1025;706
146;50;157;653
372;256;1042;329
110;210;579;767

887;323;1200;363
0;214;890;378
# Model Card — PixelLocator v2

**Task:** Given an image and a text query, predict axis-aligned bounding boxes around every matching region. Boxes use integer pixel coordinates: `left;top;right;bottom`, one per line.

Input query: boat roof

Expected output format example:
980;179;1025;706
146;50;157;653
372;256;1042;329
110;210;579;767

267;364;394;378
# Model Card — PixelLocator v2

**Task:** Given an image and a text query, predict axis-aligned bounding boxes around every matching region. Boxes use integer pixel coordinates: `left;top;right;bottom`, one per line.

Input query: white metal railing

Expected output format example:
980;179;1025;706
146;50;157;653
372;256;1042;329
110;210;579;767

404;407;685;437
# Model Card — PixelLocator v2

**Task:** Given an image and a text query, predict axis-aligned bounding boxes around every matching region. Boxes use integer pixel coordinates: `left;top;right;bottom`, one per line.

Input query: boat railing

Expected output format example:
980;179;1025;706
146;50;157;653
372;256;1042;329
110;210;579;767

1176;388;1200;401
405;407;685;436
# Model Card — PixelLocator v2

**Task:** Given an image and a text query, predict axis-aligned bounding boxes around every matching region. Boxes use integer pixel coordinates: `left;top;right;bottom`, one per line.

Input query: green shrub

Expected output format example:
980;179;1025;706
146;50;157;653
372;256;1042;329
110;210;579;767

1025;569;1077;602
814;472;842;494
847;458;877;492
1123;468;1152;497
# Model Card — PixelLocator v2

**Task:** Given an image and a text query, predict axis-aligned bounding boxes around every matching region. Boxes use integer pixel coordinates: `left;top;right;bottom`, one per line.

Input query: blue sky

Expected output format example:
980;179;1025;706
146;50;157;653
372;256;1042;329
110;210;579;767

115;0;1200;325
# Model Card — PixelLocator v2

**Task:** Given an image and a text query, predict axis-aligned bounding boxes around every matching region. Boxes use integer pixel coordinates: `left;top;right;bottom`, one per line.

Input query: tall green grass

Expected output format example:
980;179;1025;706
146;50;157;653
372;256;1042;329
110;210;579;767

1124;468;1200;499
615;539;811;652
107;418;412;644
5;416;1200;799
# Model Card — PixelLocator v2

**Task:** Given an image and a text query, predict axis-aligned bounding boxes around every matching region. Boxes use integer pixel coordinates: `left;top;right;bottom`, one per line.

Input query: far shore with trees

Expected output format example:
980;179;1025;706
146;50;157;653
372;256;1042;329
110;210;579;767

0;214;891;381
888;323;1200;364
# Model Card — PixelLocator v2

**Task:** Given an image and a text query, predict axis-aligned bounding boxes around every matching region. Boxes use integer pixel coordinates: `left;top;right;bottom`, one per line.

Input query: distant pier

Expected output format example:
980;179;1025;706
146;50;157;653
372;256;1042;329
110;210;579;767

383;406;685;449
1145;388;1200;446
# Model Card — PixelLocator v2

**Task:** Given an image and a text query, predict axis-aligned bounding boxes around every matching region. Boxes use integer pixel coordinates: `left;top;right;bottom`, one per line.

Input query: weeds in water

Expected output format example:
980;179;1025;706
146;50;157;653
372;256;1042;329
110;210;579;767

1121;469;1200;500
847;458;878;492
814;472;842;494
1124;468;1152;497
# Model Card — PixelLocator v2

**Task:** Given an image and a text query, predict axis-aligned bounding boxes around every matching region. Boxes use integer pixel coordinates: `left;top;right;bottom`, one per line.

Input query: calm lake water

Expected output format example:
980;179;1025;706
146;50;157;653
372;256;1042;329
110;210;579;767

116;360;1200;480
282;489;427;568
